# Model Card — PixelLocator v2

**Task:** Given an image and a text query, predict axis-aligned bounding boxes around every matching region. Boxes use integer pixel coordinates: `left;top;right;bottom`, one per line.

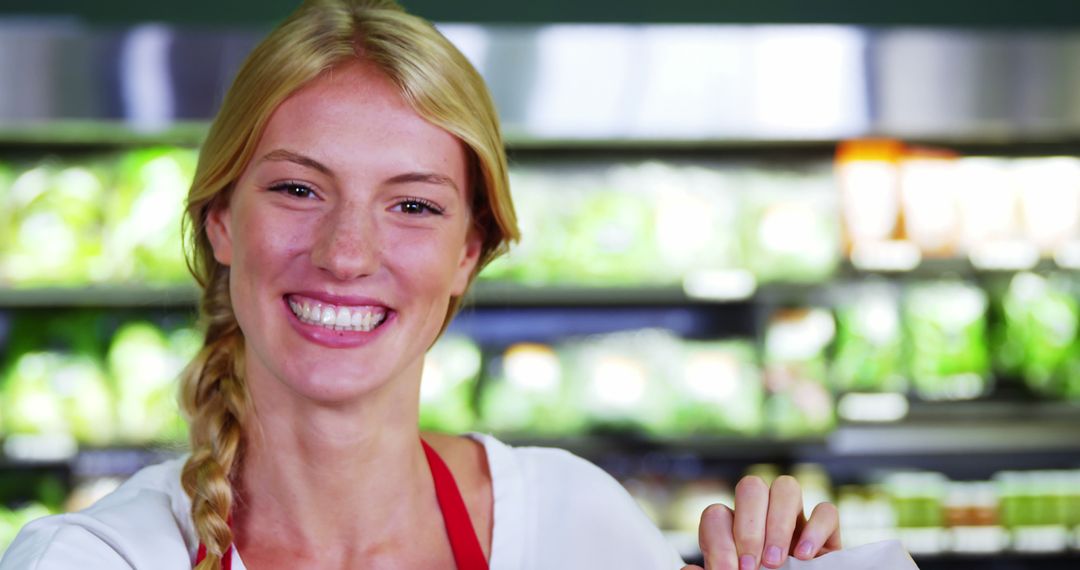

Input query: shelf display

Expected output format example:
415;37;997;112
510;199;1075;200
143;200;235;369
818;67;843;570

0;149;197;288
2;135;1080;568
0;316;196;447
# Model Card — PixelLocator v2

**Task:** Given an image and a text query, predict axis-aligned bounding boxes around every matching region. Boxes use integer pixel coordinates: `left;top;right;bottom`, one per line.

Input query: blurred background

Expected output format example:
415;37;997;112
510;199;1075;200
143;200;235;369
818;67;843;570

2;1;1080;568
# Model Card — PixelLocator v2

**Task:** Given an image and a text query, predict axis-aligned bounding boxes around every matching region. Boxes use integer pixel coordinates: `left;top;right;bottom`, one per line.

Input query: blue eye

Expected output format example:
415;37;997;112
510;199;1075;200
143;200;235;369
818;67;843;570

395;198;444;216
269;182;315;199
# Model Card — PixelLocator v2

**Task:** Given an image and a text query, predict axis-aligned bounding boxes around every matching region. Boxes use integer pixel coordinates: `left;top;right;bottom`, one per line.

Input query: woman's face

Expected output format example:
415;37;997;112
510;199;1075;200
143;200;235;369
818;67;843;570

206;60;481;405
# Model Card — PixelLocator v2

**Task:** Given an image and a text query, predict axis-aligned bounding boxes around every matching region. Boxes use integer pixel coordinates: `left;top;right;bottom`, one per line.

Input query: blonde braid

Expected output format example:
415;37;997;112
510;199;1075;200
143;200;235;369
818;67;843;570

180;264;248;570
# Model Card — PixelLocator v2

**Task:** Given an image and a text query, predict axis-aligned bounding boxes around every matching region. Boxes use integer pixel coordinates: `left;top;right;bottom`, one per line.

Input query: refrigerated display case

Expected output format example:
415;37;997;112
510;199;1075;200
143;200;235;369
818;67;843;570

2;22;1080;570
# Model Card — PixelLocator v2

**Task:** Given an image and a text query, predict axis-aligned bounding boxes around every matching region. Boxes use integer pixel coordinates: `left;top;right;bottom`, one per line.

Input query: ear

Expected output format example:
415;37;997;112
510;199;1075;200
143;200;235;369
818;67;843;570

449;226;483;297
205;201;234;266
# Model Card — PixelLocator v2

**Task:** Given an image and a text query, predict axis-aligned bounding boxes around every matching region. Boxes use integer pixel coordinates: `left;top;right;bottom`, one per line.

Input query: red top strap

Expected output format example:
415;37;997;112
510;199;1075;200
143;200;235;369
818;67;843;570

195;439;488;570
421;439;490;570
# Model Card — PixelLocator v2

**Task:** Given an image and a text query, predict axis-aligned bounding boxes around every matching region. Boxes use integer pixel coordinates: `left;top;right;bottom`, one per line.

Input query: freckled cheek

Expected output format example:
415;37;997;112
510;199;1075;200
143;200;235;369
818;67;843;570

382;231;467;294
233;211;316;283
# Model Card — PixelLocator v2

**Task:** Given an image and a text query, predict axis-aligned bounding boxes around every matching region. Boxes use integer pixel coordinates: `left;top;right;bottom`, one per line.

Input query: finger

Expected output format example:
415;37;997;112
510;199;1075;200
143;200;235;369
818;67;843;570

698;503;739;570
761;476;804;569
733;476;769;570
681;566;704;570
793;502;841;560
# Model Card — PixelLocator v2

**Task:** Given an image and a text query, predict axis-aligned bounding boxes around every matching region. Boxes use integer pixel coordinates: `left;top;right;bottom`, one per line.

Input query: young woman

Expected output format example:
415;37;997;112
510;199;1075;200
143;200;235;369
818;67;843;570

1;1;840;569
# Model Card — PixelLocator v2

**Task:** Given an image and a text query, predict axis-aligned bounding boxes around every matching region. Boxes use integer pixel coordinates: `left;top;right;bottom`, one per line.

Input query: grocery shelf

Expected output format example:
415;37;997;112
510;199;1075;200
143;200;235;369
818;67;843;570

0;285;199;309
0;121;207;150
5;121;1080;157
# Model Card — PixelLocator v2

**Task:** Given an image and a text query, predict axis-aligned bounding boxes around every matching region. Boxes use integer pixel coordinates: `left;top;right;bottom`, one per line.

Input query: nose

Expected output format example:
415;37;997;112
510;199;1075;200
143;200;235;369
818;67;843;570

309;202;380;281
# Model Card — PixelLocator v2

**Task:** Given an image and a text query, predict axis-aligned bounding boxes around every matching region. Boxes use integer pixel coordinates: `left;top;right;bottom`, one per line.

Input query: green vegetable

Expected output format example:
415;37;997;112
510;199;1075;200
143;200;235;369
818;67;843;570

4;162;109;286
106;147;197;284
904;281;991;401
108;321;195;443
763;308;836;436
830;283;906;393
2;352;114;444
419;335;482;433
478;342;583;436
671;340;764;435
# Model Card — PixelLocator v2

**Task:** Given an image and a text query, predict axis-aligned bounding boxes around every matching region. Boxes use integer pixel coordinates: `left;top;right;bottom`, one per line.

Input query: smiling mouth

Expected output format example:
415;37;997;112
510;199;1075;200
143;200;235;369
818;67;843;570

286;294;389;332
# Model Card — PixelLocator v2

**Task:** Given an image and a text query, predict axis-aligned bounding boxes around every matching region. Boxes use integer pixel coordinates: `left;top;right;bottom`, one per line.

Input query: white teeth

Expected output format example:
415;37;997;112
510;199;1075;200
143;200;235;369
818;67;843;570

335;307;351;327
288;296;387;333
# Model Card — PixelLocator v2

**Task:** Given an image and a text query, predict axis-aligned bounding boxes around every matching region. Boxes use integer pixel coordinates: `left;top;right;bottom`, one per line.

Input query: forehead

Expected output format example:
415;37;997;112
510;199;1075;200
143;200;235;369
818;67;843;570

254;59;467;184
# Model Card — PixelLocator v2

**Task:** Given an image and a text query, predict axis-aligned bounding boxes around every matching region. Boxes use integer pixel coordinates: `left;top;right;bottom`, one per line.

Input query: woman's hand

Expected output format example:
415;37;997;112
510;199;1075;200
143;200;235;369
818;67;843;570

682;475;841;570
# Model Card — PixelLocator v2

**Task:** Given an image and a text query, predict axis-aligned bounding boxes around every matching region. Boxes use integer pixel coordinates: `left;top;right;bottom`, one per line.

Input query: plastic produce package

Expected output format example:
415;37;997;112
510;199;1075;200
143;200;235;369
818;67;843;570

777;540;918;569
3;162;109;286
762;308;836;437
479;342;582;436
419;335;482;433
108;321;198;444
904;281;991;401
106;147;197;284
671;340;763;435
830;283;906;394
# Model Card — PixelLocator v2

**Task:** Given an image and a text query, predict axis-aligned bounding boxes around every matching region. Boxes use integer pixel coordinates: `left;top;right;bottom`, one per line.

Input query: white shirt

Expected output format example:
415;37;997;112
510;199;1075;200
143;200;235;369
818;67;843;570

1;433;686;569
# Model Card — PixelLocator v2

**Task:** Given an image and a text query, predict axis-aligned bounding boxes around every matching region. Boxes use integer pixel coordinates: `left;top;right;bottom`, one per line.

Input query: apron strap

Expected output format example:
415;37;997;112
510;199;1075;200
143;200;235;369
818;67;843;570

421;438;490;570
194;439;488;570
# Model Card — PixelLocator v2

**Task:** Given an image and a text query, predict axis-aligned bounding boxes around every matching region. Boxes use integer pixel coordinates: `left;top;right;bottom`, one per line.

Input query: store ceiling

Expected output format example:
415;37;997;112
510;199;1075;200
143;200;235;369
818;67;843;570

2;0;1080;27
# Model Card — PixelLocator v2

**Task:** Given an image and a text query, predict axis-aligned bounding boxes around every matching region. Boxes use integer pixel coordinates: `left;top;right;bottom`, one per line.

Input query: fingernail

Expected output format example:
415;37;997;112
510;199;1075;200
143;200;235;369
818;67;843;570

796;540;814;558
763;545;782;566
739;554;756;570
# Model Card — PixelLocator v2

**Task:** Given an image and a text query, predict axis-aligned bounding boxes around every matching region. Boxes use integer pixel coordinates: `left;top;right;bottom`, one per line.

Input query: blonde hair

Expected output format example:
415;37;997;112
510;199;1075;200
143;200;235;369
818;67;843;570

178;1;519;568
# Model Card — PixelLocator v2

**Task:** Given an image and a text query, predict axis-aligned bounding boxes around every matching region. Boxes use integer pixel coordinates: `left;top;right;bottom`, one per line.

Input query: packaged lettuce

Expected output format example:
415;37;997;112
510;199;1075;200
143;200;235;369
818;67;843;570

563;329;680;435
419;335;482;433
997;273;1080;398
479;342;582;436
741;171;840;283
106;147;197;284
2;352;114;444
561;181;661;285
477;169;566;284
830;283;906;393
4;162;109;286
671;340;763;435
763;308;836;437
0;162;13;284
108;321;196;443
612;162;743;280
904;281;991;401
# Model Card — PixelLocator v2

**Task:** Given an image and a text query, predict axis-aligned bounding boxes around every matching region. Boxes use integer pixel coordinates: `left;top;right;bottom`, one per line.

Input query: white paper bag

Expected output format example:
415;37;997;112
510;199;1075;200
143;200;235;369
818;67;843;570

779;540;919;569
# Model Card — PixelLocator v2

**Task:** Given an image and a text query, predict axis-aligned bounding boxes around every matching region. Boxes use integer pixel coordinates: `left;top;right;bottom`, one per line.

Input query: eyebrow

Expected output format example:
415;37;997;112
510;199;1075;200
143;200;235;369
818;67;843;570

258;149;333;177
258;148;458;192
385;171;460;193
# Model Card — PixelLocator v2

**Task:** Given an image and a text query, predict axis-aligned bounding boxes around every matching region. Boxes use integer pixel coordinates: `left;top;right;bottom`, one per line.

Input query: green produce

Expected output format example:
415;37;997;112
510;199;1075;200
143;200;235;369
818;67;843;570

561;185;661;285
419;335;482;433
830;283;906;393
995;273;1080;399
4;162;109;286
478;342;582;436
564;329;680;434
107;147;197;284
108;321;196;444
741;172;840;283
904;281;991;401
762;308;836;437
616;162;743;279
2;352;114;444
671;340;763;435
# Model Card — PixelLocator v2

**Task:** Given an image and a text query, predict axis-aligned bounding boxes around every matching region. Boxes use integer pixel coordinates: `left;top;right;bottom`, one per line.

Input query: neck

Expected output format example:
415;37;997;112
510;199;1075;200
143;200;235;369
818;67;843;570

232;361;437;557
